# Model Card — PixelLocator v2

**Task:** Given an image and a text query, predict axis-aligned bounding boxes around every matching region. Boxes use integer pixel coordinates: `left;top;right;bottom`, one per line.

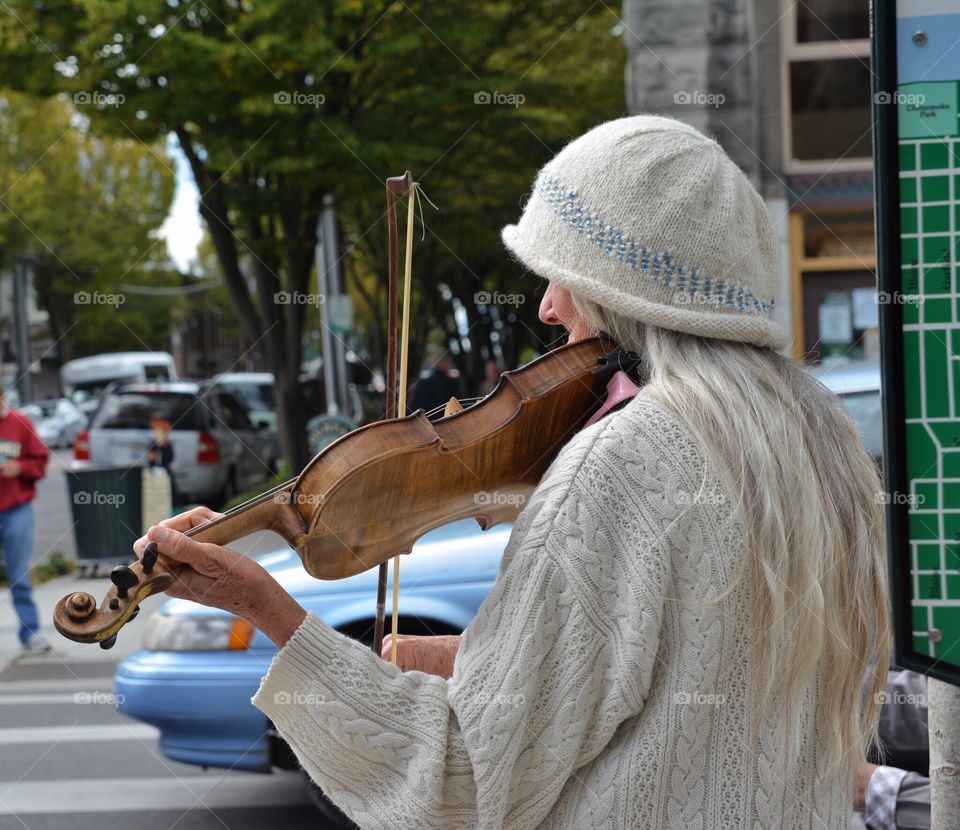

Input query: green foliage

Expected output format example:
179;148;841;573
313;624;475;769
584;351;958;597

0;0;626;463
224;458;291;511
0;89;179;359
0;549;75;587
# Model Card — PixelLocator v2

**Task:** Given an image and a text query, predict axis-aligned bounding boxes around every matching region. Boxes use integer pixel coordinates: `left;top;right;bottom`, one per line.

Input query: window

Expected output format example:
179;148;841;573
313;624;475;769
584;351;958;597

215;392;253;431
91;392;206;431
781;0;872;172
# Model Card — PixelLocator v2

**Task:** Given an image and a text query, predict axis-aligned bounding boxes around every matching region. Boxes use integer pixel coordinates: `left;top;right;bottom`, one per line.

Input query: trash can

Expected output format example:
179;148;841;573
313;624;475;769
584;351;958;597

65;465;144;575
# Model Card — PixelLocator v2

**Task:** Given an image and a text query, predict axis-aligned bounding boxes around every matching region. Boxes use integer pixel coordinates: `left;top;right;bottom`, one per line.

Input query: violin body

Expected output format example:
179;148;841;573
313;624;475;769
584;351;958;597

295;335;610;578
53;336;613;645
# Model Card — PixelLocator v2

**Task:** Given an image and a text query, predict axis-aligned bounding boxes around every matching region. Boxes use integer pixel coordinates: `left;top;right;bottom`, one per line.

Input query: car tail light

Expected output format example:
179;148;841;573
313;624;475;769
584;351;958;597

74;430;90;460
197;431;219;464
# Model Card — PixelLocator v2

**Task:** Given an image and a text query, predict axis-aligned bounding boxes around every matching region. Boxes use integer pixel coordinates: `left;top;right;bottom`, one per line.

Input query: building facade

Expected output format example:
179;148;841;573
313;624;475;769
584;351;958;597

623;0;875;362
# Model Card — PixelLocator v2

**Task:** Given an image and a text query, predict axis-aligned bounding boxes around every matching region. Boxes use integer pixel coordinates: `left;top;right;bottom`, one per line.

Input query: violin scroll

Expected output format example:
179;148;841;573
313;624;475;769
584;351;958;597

53;543;174;648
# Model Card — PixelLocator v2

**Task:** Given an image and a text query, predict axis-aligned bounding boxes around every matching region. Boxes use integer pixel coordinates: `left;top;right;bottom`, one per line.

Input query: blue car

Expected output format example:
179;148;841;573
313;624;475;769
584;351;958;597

115;519;509;774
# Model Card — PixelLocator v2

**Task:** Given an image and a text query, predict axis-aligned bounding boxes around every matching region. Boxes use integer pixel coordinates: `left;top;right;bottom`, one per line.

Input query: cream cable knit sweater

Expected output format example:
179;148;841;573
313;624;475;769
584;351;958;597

252;390;854;829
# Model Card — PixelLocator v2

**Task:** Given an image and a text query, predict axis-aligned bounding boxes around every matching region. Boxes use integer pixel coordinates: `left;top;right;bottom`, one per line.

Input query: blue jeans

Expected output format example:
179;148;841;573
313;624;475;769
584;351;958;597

0;501;41;644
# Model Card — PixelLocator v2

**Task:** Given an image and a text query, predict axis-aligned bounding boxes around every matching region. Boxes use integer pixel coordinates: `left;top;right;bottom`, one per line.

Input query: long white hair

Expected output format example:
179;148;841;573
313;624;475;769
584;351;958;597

569;289;891;779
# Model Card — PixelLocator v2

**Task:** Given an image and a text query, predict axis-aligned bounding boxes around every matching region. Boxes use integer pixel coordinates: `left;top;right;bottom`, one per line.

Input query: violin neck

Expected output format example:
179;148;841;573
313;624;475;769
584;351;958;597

183;484;307;549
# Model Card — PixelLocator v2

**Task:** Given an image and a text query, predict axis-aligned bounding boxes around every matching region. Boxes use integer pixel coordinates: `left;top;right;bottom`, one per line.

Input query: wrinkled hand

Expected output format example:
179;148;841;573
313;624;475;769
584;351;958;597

381;634;462;678
133;506;306;647
0;460;20;478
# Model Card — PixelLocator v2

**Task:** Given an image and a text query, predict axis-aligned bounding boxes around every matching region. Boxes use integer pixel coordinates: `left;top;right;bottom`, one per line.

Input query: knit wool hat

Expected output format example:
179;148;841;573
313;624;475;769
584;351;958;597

501;115;789;350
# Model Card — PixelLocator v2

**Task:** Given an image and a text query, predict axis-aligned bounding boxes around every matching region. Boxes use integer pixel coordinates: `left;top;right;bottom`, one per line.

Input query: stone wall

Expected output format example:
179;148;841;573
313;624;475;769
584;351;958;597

622;0;785;201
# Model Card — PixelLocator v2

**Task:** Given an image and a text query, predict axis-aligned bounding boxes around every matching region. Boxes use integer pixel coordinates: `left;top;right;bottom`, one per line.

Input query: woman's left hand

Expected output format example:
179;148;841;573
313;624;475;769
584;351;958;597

133;507;306;647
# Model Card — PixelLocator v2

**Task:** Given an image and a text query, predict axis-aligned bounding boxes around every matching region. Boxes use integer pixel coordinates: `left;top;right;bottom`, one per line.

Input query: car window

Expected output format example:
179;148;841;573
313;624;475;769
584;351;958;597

143;364;171;381
223;382;274;411
216;392;253;431
842;390;883;459
90;392;206;431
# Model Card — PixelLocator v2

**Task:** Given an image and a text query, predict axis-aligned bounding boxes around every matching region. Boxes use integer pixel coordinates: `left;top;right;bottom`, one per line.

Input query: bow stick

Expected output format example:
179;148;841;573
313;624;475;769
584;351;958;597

374;171;416;662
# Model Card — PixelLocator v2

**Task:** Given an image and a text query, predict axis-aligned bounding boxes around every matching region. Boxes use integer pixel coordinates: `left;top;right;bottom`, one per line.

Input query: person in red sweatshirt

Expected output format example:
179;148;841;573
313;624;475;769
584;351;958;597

0;387;51;653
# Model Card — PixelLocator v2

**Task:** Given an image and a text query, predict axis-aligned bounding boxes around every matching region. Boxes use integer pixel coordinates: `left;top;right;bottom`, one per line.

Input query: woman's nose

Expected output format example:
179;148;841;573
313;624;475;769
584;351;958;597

539;293;560;325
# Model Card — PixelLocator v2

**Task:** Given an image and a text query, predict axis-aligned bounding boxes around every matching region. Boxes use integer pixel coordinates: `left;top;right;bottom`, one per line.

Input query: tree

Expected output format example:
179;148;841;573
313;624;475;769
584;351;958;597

0;0;625;467
0;90;178;359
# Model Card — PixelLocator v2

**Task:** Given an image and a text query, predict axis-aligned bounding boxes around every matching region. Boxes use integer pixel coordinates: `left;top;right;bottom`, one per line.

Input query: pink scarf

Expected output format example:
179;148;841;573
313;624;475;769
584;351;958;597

585;370;642;428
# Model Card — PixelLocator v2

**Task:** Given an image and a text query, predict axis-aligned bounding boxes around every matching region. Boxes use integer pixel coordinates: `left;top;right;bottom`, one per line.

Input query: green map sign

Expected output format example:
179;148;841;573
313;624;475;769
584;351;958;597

876;0;960;685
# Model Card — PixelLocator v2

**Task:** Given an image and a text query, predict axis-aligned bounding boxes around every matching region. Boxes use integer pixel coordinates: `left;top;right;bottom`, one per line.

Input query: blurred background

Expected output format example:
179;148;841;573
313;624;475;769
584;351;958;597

0;2;885;828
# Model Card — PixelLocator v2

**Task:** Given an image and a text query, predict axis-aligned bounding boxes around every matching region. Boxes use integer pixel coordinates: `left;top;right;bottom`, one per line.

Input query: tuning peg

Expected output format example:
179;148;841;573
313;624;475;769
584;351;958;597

99;635;117;650
142;542;159;575
110;565;139;599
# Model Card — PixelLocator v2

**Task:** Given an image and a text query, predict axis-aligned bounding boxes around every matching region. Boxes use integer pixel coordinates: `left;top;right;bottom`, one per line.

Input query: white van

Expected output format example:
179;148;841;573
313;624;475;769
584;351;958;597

60;352;178;415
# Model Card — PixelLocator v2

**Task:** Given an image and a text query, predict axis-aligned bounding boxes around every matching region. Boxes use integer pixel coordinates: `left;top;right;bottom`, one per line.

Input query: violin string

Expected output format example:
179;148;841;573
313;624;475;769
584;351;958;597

412;182;439;242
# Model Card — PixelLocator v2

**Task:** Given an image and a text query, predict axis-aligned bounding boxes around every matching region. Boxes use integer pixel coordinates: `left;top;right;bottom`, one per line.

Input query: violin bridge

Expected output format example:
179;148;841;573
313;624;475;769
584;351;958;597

443;397;464;417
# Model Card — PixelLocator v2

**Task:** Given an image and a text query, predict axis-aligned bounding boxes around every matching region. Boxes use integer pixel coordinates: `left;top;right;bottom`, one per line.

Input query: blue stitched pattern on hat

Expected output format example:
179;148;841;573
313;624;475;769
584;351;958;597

535;173;775;317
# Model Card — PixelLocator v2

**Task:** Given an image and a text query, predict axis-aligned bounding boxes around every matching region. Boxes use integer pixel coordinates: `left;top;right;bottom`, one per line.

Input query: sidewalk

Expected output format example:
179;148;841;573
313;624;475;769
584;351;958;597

0;572;168;671
1;528;285;671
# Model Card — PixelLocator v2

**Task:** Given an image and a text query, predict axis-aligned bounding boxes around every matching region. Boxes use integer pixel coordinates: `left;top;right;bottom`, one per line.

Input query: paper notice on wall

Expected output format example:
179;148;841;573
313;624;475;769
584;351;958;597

819;292;853;344
852;287;879;330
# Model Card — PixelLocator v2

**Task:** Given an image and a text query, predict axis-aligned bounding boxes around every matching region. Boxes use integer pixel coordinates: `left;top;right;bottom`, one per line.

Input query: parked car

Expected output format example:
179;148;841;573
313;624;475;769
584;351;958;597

19;397;87;448
75;382;277;505
213;372;278;433
810;360;882;462
114;518;509;822
61;351;178;416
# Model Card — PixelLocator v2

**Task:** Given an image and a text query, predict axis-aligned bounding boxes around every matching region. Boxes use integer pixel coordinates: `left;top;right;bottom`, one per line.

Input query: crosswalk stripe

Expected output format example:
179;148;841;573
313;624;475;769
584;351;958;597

0;773;310;814
0;691;119;705
0;724;157;745
0;677;115;694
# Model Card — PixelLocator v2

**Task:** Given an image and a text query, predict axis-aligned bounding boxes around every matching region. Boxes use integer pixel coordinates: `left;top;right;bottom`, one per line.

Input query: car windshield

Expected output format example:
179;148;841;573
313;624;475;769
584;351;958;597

21;402;57;419
843;390;883;459
223;382;274;411
90;392;206;430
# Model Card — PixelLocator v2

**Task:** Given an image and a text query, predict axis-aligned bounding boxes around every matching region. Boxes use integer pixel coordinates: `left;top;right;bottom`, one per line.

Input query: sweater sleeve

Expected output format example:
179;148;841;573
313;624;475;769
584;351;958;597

16;417;48;483
252;423;670;830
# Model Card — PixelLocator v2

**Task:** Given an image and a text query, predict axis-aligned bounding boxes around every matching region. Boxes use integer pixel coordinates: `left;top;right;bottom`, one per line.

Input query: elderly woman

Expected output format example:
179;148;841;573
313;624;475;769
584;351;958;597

135;115;890;829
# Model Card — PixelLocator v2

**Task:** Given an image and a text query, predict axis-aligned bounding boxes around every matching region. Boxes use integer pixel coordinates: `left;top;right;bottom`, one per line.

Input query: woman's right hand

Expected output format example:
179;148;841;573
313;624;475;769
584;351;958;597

381;634;462;679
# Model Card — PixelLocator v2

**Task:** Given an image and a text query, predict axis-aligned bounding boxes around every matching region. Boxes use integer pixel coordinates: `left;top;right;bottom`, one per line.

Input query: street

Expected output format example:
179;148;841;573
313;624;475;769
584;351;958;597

0;650;323;828
0;451;340;828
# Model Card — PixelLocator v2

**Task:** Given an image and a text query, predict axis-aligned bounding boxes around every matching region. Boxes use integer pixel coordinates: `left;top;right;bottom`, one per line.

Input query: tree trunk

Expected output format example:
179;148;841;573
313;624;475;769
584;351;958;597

929;678;960;827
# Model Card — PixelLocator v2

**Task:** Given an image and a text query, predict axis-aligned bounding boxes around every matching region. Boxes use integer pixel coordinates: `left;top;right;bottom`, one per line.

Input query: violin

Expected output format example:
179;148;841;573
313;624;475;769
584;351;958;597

53;336;615;649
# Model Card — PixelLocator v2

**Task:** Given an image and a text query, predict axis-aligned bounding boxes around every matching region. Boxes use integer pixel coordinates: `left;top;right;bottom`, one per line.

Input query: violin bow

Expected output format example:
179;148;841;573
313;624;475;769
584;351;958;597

374;171;416;661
